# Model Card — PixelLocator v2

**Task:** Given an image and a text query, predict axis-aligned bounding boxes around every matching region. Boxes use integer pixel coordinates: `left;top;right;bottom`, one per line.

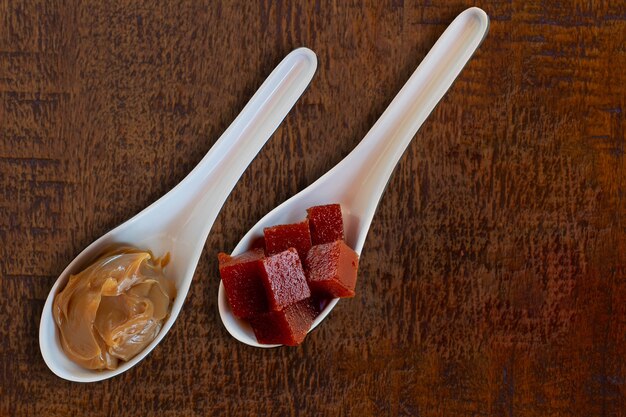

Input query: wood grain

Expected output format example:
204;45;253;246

1;0;625;415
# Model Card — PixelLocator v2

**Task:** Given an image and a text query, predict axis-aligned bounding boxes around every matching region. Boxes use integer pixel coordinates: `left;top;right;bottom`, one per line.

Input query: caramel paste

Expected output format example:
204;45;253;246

53;247;176;370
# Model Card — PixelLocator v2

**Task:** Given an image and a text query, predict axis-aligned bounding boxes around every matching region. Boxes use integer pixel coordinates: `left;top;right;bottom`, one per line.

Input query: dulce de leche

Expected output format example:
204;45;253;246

53;247;176;370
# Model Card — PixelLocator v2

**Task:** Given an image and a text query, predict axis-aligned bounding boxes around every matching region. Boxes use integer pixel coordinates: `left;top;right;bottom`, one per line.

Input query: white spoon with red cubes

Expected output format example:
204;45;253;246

218;7;490;347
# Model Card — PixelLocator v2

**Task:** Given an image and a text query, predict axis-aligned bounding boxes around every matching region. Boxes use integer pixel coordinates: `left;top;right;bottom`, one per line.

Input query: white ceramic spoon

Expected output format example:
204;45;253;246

219;7;489;347
39;48;317;382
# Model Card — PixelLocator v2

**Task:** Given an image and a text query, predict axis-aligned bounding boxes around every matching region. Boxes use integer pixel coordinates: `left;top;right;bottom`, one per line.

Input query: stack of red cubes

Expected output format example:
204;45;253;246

218;204;359;345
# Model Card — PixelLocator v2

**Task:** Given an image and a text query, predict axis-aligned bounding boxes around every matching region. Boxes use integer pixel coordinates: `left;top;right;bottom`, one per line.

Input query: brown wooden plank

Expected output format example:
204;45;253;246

1;0;625;415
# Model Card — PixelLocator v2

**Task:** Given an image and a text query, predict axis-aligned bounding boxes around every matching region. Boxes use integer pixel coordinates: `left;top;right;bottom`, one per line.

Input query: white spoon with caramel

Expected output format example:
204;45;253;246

39;48;317;382
219;7;490;347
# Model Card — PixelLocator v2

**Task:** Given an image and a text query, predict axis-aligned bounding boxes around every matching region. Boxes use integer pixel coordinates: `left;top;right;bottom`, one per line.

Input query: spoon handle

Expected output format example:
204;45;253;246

124;48;317;248
338;8;489;252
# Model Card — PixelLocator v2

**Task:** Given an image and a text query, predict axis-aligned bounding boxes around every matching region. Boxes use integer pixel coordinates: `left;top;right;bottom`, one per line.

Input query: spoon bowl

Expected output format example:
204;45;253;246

219;7;490;347
39;48;318;381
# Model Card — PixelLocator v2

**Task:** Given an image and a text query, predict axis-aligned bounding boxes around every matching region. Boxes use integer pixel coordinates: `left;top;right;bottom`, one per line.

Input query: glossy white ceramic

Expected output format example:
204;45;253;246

219;7;490;347
39;48;318;381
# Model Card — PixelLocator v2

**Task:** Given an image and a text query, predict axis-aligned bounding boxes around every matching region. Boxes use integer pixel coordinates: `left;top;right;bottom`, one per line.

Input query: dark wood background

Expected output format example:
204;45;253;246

1;0;625;415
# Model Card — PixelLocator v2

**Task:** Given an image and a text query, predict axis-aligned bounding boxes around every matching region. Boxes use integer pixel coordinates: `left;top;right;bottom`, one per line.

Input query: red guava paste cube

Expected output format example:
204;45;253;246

306;204;345;245
305;240;359;298
218;248;268;319
310;294;330;313
249;235;266;251
264;220;312;259
259;248;311;311
249;298;316;346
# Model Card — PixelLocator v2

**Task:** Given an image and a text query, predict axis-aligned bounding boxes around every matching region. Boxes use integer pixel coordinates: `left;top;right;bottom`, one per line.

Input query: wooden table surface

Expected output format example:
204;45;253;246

1;1;625;415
